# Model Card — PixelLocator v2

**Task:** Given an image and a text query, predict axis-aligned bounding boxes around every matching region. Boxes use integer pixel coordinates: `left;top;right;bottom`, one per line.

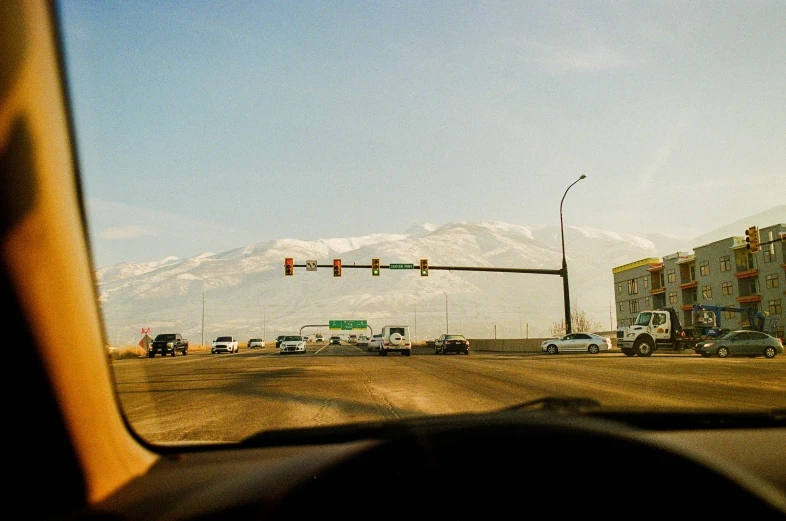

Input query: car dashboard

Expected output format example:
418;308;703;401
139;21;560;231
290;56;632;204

80;406;786;520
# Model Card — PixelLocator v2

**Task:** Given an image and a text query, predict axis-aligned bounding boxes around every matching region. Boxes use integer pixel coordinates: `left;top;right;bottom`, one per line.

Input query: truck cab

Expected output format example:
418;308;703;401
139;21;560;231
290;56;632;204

617;309;680;357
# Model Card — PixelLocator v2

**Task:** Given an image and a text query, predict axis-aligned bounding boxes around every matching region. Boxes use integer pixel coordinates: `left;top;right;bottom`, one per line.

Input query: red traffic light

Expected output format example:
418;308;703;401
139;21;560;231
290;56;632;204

284;257;294;276
333;259;342;277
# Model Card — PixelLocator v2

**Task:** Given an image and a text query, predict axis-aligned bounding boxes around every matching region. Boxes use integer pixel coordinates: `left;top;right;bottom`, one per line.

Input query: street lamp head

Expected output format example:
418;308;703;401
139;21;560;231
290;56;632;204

579;174;586;180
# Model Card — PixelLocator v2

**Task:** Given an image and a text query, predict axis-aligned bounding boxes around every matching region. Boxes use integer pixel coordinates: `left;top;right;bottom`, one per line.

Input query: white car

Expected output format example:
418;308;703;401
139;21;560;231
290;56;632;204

279;335;306;354
211;336;239;354
248;338;264;349
356;335;370;347
541;333;612;355
367;334;383;352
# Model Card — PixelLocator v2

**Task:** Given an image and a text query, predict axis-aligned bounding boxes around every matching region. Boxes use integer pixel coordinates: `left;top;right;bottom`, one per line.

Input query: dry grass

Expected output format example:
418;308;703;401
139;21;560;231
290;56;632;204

105;343;213;360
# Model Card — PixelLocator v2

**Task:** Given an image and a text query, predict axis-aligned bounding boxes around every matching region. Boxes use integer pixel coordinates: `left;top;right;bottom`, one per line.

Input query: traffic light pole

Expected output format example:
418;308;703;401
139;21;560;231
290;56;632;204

288;262;562;276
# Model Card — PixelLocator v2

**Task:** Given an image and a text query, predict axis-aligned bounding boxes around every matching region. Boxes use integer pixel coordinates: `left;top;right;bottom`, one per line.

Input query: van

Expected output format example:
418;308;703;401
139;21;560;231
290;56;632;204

380;325;412;356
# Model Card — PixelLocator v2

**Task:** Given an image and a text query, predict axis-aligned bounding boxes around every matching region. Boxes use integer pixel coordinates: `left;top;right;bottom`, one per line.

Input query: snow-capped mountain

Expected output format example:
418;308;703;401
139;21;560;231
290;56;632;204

96;206;785;347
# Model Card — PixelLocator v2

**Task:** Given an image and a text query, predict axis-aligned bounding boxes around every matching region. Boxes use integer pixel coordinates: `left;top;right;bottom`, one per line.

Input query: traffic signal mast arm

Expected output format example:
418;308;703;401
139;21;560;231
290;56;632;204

285;260;562;275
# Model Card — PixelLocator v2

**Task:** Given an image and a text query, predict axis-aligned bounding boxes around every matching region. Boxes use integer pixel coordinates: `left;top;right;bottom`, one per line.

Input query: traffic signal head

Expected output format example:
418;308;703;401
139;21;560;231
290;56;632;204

372;258;380;276
333;259;342;277
420;258;428;276
745;226;760;253
284;257;294;276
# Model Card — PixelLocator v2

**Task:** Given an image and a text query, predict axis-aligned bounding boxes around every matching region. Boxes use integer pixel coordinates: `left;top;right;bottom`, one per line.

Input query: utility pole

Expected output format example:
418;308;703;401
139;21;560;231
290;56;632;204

201;293;204;347
263;305;266;343
413;299;417;341
445;294;449;334
609;301;613;331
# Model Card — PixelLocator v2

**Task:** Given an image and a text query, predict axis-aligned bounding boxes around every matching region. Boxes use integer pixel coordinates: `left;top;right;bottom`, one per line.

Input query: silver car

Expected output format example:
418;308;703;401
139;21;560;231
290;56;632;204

695;330;783;359
541;333;612;355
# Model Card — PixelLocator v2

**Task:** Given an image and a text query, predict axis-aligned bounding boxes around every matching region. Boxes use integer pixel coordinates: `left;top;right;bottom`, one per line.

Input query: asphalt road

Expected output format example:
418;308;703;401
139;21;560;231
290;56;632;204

111;342;786;443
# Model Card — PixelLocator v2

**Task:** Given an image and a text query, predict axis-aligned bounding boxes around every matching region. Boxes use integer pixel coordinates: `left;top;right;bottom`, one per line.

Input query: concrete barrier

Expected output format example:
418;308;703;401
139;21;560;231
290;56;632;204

468;338;544;353
468;335;619;353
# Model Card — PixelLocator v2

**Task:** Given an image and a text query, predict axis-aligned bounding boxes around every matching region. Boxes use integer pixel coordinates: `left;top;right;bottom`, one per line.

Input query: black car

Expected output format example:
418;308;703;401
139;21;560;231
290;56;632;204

276;335;286;348
435;334;470;355
329;336;342;345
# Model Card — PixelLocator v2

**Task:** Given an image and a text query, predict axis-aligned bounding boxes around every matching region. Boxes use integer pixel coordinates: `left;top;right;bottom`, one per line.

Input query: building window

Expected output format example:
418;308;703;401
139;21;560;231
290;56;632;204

645;296;650;305
719;255;730;272
702;285;712;299
643;276;648;289
699;260;709;276
617;282;622;294
723;310;736;320
619;302;624;312
763;245;776;263
766;273;779;289
668;291;677;304
667;269;676;283
774;326;785;340
722;281;733;295
769;299;782;315
628;279;638;295
629;300;639;313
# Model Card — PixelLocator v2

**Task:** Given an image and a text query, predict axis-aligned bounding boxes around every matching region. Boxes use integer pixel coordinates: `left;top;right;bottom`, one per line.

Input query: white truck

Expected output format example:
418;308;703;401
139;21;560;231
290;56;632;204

211;336;238;354
616;307;721;357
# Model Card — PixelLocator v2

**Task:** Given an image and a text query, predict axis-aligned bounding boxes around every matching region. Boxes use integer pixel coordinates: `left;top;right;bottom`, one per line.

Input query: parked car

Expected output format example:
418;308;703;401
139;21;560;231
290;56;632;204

279;335;306;354
248;338;265;349
435;334;470;355
329;336;342;345
695;330;783;359
368;334;384;352
356;335;370;347
541;333;612;354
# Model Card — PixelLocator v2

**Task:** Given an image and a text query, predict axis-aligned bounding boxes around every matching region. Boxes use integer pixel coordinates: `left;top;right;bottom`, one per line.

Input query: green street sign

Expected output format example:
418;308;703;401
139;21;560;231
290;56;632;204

389;263;414;269
329;320;368;330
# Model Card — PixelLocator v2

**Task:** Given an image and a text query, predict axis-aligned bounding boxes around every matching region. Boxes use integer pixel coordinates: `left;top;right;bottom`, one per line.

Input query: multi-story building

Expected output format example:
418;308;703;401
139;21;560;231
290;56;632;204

612;223;785;339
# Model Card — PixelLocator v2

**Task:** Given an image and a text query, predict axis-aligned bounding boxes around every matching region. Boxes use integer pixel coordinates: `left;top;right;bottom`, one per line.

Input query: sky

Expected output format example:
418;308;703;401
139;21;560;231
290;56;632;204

55;1;786;268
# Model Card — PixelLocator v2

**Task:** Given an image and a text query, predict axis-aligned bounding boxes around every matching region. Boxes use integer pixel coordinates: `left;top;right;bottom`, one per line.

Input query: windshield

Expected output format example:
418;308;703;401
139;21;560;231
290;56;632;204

55;2;786;446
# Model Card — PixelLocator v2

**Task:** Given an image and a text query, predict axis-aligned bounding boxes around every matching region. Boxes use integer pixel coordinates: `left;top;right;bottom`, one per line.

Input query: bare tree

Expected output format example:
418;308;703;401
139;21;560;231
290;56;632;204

549;305;603;337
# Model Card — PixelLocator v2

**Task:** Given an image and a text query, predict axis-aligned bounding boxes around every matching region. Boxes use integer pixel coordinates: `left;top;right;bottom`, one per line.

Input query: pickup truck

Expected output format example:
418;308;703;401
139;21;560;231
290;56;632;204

149;333;189;358
211;336;239;354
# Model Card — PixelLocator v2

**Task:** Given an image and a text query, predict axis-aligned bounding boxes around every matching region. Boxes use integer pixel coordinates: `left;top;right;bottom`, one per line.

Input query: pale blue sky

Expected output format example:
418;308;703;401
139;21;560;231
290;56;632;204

56;1;786;268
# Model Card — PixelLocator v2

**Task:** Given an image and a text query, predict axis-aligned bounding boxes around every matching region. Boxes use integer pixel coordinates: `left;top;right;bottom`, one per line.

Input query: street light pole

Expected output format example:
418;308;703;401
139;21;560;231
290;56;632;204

560;174;586;335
